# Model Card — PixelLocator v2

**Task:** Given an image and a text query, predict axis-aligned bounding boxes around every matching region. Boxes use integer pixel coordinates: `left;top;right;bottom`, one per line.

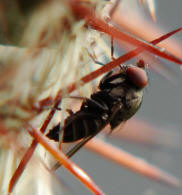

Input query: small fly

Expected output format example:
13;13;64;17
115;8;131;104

47;60;148;147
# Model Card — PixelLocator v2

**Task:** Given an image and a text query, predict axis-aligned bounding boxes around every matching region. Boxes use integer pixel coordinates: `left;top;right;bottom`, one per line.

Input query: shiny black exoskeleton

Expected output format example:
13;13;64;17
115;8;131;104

47;61;147;143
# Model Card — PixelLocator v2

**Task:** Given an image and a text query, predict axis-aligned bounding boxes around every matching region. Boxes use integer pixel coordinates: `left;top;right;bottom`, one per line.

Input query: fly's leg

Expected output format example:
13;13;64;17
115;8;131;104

87;50;105;66
111;36;115;61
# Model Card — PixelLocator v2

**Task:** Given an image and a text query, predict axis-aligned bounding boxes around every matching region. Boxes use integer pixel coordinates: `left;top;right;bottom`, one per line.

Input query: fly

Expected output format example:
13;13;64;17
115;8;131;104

47;60;148;144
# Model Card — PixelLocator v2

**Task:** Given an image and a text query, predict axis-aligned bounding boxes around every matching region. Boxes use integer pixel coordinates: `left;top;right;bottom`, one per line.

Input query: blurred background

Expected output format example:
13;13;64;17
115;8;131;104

56;0;182;194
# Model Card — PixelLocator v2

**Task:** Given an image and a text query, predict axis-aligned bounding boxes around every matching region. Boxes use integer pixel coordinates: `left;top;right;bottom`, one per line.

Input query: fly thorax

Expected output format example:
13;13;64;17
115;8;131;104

110;86;125;98
125;88;143;116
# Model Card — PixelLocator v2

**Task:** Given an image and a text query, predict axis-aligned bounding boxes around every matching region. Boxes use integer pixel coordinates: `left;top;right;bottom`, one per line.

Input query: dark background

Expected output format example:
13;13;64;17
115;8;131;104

56;0;182;194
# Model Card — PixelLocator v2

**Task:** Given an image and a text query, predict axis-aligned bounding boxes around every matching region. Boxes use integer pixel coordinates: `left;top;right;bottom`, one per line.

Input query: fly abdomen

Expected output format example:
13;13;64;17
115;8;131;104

63;111;107;142
46;123;60;141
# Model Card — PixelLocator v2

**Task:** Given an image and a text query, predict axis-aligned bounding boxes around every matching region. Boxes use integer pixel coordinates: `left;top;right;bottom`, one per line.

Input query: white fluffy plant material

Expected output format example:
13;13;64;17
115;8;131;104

0;0;109;194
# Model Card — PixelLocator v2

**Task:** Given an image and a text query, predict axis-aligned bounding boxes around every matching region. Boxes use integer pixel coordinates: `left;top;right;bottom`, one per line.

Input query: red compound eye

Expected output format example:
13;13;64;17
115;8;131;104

126;66;148;88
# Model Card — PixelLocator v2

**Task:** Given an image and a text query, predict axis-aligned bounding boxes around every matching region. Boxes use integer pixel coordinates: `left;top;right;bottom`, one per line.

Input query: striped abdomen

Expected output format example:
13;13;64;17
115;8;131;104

63;110;107;142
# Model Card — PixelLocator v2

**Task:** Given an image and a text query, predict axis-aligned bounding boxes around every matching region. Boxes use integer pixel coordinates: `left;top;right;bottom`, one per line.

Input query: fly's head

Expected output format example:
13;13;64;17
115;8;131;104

99;60;148;91
125;60;148;89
